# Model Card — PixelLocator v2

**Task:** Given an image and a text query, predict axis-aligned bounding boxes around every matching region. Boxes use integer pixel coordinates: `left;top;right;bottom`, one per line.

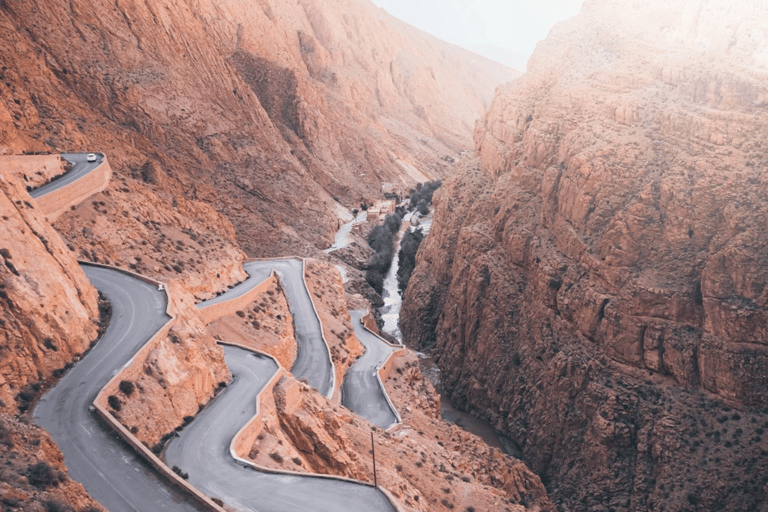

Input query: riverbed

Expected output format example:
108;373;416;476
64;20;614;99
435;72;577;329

380;212;432;343
371;213;512;454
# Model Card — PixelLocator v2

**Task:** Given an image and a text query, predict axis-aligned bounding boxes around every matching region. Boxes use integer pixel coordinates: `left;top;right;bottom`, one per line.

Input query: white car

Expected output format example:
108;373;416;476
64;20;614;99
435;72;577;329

86;153;97;162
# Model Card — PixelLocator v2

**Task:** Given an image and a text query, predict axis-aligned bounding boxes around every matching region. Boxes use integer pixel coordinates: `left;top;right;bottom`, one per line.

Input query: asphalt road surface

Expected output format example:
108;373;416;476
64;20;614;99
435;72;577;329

34;265;205;512
196;264;273;310
323;211;366;253
31;163;388;511
29;153;103;199
343;311;399;429
241;260;334;398
165;345;397;512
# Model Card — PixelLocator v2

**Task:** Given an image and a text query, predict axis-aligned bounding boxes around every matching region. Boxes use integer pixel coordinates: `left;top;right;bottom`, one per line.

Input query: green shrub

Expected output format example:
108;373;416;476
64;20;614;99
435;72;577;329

118;380;135;396
26;461;62;489
396;228;424;294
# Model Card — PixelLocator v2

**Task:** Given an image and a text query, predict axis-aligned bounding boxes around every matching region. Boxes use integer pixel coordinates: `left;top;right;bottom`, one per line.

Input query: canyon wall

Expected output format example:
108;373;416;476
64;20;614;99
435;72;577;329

0;0;515;257
402;1;768;510
0;173;100;410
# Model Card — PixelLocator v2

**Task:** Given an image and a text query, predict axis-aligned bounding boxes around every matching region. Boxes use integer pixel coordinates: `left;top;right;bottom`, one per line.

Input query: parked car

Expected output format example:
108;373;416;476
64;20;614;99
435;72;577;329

87;153;97;162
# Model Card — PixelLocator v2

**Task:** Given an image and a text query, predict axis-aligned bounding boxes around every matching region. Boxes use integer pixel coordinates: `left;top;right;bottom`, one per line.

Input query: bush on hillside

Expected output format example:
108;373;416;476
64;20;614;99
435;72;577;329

408;180;442;212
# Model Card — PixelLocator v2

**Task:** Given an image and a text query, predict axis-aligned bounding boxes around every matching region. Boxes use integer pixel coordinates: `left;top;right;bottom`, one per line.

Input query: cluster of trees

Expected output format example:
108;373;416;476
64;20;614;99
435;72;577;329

365;213;402;294
363;180;441;295
396;227;424;294
408;180;442;215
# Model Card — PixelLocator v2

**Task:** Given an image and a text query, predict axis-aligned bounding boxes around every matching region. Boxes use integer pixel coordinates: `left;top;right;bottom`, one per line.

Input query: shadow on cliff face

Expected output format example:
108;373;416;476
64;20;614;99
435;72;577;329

401;146;768;512
231;51;301;138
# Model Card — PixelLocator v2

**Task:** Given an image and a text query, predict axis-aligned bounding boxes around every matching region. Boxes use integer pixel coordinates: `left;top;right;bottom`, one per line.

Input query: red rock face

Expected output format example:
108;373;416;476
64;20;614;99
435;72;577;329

402;1;768;510
0;174;100;409
0;0;516;256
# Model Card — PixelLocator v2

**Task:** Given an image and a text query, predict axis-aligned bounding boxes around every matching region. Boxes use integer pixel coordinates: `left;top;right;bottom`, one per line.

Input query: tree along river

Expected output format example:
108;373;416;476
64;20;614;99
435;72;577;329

375;213;517;456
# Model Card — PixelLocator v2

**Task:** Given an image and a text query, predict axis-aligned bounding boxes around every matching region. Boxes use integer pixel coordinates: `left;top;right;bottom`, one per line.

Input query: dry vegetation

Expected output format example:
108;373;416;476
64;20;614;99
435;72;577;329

0;413;104;512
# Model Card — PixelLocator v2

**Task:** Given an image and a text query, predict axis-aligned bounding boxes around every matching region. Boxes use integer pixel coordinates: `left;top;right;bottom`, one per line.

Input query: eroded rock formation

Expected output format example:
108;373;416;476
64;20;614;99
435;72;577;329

402;1;768;510
0;173;100;409
0;0;515;257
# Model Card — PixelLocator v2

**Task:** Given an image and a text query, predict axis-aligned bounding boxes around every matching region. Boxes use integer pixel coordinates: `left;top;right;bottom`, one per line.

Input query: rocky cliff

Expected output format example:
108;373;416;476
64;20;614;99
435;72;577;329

0;172;104;511
402;1;768;510
0;0;515;258
105;281;231;449
0;172;100;410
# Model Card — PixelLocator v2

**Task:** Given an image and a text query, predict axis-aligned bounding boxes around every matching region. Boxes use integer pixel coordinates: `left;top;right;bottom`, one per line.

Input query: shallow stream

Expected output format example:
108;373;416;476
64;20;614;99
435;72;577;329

380;213;432;343
370;213;513;454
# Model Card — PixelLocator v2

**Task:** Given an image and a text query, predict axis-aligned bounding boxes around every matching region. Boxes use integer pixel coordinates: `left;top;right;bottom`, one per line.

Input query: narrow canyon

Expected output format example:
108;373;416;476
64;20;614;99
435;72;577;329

403;1;768;511
1;0;766;512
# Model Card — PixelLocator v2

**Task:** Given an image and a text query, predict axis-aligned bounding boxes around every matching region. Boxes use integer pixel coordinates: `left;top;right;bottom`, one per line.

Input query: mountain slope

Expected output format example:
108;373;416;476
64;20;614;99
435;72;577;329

0;0;515;256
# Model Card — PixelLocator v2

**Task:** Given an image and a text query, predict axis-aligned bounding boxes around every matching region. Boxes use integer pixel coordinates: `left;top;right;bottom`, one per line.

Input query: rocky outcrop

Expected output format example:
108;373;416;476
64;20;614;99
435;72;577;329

0;172;100;410
0;0;515;257
106;282;231;449
0;412;105;512
53;178;249;301
402;1;768;510
1;155;67;190
252;372;553;512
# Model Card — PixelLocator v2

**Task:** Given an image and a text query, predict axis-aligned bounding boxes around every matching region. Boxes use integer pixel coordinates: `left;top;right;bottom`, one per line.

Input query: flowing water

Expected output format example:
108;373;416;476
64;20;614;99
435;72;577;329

376;213;513;455
380;213;432;343
330;208;510;453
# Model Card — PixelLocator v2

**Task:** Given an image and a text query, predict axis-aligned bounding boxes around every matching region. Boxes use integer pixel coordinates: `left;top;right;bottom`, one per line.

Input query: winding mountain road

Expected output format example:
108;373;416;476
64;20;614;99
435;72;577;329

31;154;399;512
29;153;103;199
235;260;334;398
165;345;396;512
343;311;399;429
34;266;203;512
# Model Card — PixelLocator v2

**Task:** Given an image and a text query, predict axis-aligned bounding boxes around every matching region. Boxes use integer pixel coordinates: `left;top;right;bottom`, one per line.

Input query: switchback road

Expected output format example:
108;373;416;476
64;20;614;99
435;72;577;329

34;265;204;512
165;345;396;512
343;311;399;429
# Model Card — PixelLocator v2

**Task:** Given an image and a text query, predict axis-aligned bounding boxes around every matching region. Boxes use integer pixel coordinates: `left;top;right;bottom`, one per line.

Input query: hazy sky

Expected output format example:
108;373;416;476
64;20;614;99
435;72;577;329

371;0;584;70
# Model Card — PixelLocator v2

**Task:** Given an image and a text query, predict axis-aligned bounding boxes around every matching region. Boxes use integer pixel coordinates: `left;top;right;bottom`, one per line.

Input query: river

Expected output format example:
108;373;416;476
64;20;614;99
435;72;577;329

373;212;514;455
380;213;432;343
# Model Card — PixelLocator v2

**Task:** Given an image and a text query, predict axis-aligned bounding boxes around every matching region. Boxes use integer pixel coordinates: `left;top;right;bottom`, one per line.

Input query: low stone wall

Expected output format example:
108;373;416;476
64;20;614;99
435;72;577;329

361;310;381;335
356;316;405;428
198;270;275;324
246;257;337;401
222;341;285;459
86;263;227;512
93;402;227;512
35;154;111;221
222;341;407;512
376;347;408;387
300;259;338;401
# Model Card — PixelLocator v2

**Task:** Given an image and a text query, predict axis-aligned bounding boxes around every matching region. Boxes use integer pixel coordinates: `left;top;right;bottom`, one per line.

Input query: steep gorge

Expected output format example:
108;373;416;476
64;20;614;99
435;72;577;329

0;0;522;510
402;1;768;510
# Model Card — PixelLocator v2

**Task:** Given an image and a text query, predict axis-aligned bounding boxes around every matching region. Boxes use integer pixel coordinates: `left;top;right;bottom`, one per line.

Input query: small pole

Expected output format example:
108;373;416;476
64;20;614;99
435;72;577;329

371;430;378;489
